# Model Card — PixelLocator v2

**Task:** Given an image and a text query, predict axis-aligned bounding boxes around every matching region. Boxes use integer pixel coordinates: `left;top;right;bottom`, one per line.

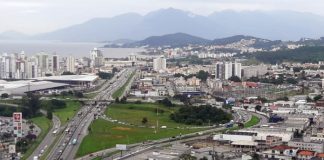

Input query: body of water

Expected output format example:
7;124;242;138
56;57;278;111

0;40;144;58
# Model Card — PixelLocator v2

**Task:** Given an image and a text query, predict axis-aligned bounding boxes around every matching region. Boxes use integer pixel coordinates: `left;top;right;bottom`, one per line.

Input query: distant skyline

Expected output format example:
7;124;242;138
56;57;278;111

1;0;324;34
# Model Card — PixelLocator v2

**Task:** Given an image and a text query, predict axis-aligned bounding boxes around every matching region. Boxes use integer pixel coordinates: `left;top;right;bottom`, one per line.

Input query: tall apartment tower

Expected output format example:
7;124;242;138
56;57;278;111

66;56;75;73
90;48;104;67
153;56;166;72
215;62;242;80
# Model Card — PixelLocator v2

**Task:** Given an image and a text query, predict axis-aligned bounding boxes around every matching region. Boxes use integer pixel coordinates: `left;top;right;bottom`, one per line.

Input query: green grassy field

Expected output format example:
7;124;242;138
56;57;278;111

112;72;135;98
22;116;52;160
53;100;81;126
105;103;198;128
76;119;202;157
244;115;260;128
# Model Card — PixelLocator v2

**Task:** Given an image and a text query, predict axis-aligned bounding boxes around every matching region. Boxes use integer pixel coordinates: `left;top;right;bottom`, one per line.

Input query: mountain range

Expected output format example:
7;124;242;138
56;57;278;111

2;8;324;42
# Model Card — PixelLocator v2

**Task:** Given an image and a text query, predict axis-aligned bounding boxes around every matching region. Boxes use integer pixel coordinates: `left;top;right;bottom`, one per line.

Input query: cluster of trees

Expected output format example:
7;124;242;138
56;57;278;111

174;70;210;82
21;93;41;118
98;72;114;79
43;99;67;120
170;105;232;125
170;55;212;66
251;46;324;64
247;75;298;85
97;67;118;79
115;96;127;103
158;98;174;107
228;76;242;82
60;90;83;98
0;105;18;117
62;71;75;75
1;93;9;98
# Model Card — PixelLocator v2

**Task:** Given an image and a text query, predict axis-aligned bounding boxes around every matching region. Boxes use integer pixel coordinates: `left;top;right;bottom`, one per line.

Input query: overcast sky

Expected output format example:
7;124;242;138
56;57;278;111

1;0;324;34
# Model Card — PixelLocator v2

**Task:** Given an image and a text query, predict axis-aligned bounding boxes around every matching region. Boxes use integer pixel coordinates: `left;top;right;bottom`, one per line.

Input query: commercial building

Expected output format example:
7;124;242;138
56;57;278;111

0;80;69;96
35;75;99;87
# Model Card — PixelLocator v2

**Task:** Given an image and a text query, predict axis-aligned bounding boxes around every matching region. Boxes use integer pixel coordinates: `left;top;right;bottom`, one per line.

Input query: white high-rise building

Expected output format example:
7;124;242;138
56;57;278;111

26;57;38;78
90;48;104;67
36;52;49;76
215;61;242;80
66;56;75;73
48;54;59;74
232;62;242;79
153;56;167;72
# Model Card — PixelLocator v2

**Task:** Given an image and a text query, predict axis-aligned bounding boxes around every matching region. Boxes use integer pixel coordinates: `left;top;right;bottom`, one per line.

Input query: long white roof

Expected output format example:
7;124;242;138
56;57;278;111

35;75;98;82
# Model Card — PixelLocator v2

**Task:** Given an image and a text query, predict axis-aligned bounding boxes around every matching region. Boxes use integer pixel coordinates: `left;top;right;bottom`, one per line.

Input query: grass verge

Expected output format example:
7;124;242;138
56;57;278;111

105;103;198;128
22;116;52;160
76;119;202;157
54;100;81;126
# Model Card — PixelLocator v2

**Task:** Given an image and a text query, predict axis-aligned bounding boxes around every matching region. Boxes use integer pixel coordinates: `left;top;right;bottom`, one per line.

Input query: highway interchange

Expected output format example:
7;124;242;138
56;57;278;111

29;67;135;160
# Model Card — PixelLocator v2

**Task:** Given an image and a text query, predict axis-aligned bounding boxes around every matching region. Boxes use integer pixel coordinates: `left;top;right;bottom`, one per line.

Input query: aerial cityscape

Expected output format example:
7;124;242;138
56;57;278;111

1;0;324;160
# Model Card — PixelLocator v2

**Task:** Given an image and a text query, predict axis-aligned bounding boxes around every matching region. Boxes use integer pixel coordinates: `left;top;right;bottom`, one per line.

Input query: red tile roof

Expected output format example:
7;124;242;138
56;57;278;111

317;153;324;158
298;150;315;156
271;145;295;151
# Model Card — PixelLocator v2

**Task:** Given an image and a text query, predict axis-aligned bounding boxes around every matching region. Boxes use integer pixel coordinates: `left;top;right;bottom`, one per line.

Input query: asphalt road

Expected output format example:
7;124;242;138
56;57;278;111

28;112;61;160
45;67;135;160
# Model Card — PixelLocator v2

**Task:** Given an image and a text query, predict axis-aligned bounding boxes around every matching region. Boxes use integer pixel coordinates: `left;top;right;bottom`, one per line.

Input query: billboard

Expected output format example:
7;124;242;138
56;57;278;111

13;112;23;138
116;144;127;151
13;112;22;122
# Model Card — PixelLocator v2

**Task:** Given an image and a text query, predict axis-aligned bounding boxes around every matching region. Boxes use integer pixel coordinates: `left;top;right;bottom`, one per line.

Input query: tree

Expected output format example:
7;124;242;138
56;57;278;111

179;154;197;160
228;76;242;82
1;93;9;99
196;70;209;82
62;71;75;75
47;109;53;120
314;95;323;101
277;96;289;101
29;124;35;131
120;96;127;103
252;153;260;160
200;157;208;160
22;93;41;117
112;67;118;74
255;105;262;112
115;97;120;103
243;106;248;110
286;78;298;84
97;72;114;79
74;91;84;98
61;91;68;98
25;133;37;141
141;117;148;125
159;98;173;107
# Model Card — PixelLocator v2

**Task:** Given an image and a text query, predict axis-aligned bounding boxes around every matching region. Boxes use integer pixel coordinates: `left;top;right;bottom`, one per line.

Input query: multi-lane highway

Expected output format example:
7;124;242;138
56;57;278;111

45;67;135;160
29;112;61;160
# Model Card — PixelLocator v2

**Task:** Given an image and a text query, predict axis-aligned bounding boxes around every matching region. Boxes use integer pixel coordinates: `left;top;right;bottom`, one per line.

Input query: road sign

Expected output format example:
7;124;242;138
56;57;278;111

116;144;127;151
9;145;16;153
